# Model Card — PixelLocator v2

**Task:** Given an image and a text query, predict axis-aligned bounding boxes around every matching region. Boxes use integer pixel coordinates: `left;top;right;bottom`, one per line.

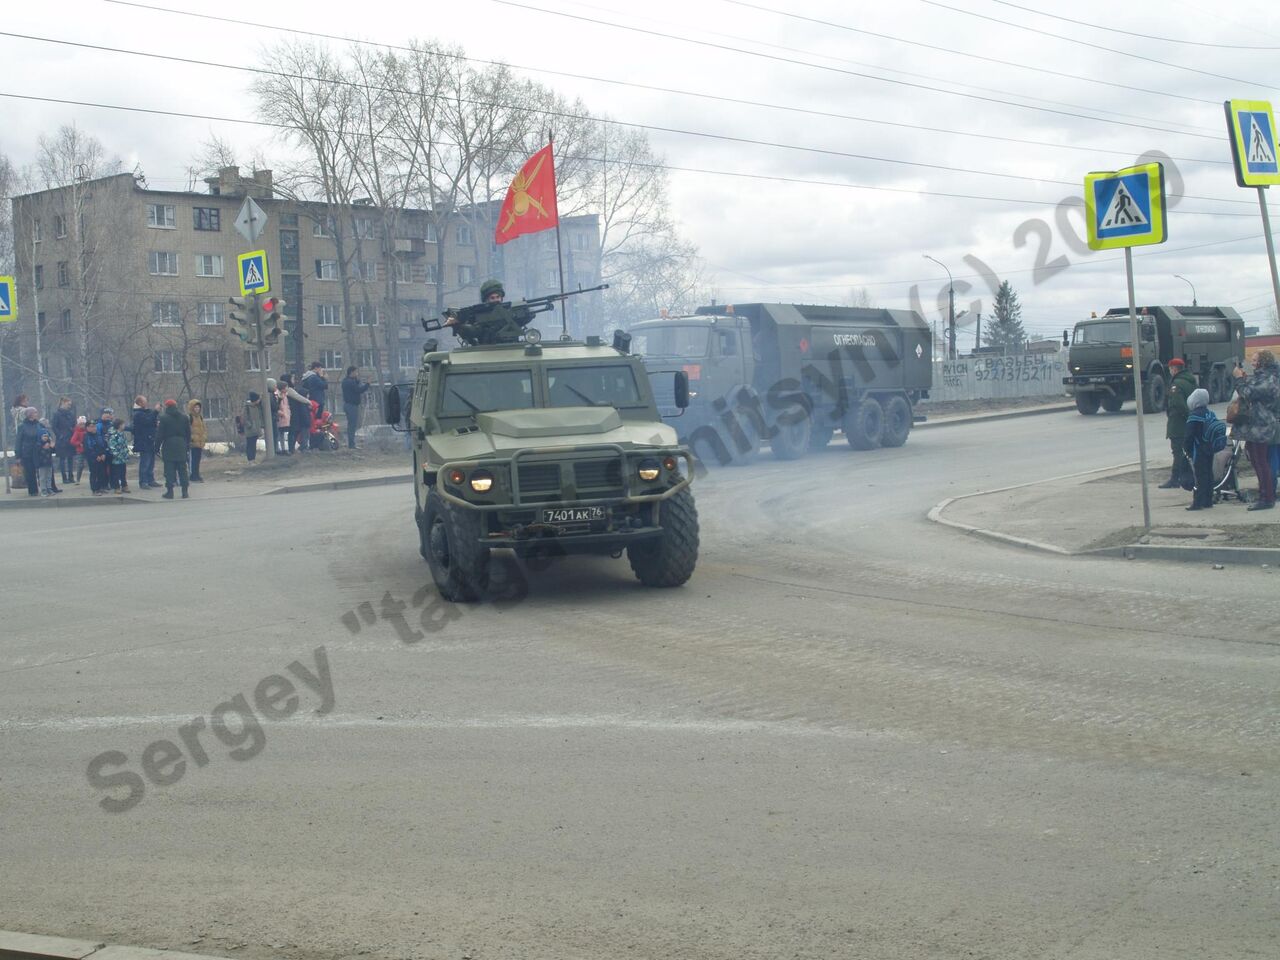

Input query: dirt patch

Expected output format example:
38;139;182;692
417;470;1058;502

919;396;1070;417
201;447;408;485
1088;522;1280;550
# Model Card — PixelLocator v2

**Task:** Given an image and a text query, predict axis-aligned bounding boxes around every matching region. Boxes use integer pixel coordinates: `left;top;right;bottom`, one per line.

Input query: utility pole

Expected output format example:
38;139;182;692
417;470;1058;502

924;254;956;360
1173;274;1197;306
234;196;274;461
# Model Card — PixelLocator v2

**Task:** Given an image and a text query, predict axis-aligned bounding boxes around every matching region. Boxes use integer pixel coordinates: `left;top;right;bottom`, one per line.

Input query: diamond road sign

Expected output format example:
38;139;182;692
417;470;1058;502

1225;99;1280;188
0;276;15;323
238;250;269;297
234;196;268;244
1084;163;1167;251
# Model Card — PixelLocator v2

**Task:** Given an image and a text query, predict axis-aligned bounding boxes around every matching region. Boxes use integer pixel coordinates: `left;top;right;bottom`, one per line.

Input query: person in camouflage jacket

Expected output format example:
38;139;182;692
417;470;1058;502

107;417;132;494
1231;349;1280;510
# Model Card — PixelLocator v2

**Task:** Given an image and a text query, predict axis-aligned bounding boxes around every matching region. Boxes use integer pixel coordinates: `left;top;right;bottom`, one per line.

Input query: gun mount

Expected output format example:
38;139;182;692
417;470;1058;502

423;283;609;346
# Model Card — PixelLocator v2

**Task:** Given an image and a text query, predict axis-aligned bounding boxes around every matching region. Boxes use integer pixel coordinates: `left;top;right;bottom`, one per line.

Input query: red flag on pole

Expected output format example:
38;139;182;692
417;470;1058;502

495;144;559;245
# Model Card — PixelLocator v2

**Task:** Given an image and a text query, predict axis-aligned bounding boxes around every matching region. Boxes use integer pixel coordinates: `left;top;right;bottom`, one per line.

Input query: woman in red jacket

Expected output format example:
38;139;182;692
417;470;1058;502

69;415;87;484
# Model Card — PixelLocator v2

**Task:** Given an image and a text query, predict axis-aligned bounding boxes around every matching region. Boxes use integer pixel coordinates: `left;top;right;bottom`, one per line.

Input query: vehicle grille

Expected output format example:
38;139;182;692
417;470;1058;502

1076;362;1130;375
517;463;562;502
574;459;624;495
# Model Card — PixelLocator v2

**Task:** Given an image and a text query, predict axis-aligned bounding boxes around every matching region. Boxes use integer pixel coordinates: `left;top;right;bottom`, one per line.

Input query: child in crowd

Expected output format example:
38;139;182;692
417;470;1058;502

70;415;87;484
37;420;57;496
107;417;132;493
83;419;110;495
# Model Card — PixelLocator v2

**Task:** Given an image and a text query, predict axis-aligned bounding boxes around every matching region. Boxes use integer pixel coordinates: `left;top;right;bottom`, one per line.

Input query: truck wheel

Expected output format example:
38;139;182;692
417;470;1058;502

628;489;699;588
843;400;884;450
727;417;760;467
423;488;490;602
878;395;912;447
770;416;811;460
1075;393;1101;415
1101;395;1124;413
1143;373;1167;413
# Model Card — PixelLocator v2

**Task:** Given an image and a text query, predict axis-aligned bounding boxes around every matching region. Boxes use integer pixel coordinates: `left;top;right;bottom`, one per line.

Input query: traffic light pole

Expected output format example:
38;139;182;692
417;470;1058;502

252;291;275;463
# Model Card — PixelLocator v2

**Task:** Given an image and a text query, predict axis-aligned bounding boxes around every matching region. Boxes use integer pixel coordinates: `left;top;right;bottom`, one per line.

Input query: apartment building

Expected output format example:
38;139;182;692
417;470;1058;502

9;167;601;433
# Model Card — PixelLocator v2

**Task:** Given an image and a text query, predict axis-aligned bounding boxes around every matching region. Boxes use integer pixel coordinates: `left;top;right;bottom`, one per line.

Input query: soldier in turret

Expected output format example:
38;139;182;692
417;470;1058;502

445;279;530;345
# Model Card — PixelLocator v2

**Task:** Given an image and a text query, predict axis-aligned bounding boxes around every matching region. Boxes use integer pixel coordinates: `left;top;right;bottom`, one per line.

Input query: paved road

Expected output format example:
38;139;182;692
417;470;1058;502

2;409;1276;960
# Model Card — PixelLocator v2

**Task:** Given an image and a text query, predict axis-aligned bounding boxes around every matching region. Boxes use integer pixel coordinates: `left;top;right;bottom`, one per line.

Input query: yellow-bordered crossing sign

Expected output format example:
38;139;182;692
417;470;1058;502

0;276;15;323
238;250;269;297
1225;99;1280;188
1084;163;1167;251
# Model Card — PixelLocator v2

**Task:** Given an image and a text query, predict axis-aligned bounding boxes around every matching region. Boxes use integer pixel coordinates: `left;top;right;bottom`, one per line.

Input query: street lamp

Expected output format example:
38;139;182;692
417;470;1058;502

924;254;956;359
1173;274;1197;307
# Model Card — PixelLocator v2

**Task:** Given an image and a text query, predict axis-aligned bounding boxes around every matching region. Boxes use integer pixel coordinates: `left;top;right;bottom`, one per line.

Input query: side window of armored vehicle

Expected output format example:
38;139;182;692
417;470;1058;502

547;365;643;408
717;329;737;357
440;370;534;416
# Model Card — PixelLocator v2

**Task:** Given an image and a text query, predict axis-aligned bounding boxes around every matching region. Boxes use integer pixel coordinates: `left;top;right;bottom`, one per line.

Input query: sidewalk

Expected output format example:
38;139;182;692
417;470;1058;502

932;460;1280;563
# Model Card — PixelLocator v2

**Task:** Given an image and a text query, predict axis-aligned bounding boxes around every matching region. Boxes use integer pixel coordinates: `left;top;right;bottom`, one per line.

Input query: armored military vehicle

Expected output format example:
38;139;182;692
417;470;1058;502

630;303;932;465
1064;305;1245;415
387;329;698;601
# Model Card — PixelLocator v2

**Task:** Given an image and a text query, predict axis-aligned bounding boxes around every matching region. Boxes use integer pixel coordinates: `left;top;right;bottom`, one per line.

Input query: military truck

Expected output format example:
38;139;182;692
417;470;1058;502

1064;305;1245;415
386;330;698;601
630;302;932;465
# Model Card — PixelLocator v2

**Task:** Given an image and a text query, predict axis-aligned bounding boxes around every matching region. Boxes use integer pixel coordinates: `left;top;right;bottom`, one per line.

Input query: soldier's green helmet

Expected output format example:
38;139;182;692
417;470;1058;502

480;279;505;300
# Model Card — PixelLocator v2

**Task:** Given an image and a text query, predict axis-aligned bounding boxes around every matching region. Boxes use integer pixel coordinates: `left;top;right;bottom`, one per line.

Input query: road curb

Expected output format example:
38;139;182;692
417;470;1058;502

263;472;411;495
0;930;231;960
915;401;1076;429
0;494;146;510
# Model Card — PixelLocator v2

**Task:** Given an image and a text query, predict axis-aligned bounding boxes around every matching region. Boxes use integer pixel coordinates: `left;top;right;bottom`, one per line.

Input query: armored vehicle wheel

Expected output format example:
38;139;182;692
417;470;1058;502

1143;373;1167;413
1101;395;1124;413
878;395;912;447
628;488;699;588
1075;393;1101;415
423;489;490;602
770;415;811;460
844;400;884;450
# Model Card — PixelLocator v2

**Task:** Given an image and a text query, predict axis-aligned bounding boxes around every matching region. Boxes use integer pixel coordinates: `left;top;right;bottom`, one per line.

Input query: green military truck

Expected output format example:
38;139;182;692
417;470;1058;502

630;302;932;465
1064;305;1246;415
387;330;698;601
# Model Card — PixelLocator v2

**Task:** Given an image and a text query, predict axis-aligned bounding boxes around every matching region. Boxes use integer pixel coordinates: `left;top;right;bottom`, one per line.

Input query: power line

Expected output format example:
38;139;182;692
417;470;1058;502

491;0;1229;140
2;90;1255;217
99;0;1231;167
986;0;1280;50
721;0;1221;106
919;0;1276;86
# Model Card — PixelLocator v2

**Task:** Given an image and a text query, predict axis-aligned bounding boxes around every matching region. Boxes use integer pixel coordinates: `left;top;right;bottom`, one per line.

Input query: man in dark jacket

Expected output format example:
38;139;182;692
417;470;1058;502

341;365;371;450
301;362;329;415
131;395;159;489
1160;358;1198;489
51;397;77;485
15;406;42;496
156;399;191;499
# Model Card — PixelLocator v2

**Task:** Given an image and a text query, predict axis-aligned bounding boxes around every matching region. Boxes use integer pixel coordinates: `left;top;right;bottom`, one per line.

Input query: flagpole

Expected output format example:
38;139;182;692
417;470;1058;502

549;129;569;339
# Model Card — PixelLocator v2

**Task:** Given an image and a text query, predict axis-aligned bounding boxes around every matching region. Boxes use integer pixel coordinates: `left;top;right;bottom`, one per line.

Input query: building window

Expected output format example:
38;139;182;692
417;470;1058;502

544;270;558;289
354;303;378;326
312;216;335;238
57;261;69;287
37;311;46;332
423;221;438;243
280;213;298;227
572;232;591;252
148;251;179;276
316;259;338;281
204;397;229;419
319;349;342;370
152;301;181;326
455;223;473;246
198;349;227;373
245;349;270;372
280;229;300;272
359;260;378;282
354;217;375;239
193;207;221;231
394;260;413;283
458;264;475;286
154;350;179;373
317;303;341;326
147;204;176;229
32;219;41;243
354;348;376;369
195;254;224;278
54;215;67;239
398;347;417;369
423;263;439;285
60;309;72;332
197;302;224;325
34;265;43;289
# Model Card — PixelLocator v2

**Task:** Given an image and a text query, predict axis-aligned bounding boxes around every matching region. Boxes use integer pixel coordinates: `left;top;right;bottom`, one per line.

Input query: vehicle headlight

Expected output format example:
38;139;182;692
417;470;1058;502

469;469;494;493
637;458;661;481
1125;363;1133;369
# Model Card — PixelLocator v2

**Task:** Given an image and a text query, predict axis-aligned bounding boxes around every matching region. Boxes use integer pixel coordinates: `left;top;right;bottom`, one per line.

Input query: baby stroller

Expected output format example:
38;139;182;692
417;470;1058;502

1212;437;1246;503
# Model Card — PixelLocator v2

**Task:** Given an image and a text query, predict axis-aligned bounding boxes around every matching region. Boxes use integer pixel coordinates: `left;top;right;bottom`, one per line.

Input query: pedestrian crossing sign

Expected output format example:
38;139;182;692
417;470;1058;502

1084;163;1167;251
0;276;15;323
238;250;269;296
1225;99;1280;187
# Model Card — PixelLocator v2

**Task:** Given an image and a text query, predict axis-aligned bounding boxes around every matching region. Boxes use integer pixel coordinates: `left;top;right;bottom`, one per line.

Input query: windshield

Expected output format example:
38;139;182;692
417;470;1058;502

1073;321;1131;344
547;365;643;407
440;369;534;415
632;324;710;359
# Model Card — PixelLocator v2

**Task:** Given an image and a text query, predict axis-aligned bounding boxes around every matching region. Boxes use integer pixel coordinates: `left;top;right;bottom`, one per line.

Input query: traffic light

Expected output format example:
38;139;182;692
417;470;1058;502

229;296;254;343
261;297;288;346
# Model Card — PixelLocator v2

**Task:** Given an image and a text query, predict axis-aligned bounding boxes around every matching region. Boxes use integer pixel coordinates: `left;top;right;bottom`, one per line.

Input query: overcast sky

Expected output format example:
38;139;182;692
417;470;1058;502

3;0;1279;340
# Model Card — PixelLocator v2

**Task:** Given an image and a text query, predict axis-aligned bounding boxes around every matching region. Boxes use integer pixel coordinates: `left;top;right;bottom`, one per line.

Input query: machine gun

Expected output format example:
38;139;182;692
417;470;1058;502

423;283;609;346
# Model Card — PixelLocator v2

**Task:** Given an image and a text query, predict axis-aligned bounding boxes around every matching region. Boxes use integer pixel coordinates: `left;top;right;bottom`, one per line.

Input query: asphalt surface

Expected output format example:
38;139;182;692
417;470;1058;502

2;407;1277;960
